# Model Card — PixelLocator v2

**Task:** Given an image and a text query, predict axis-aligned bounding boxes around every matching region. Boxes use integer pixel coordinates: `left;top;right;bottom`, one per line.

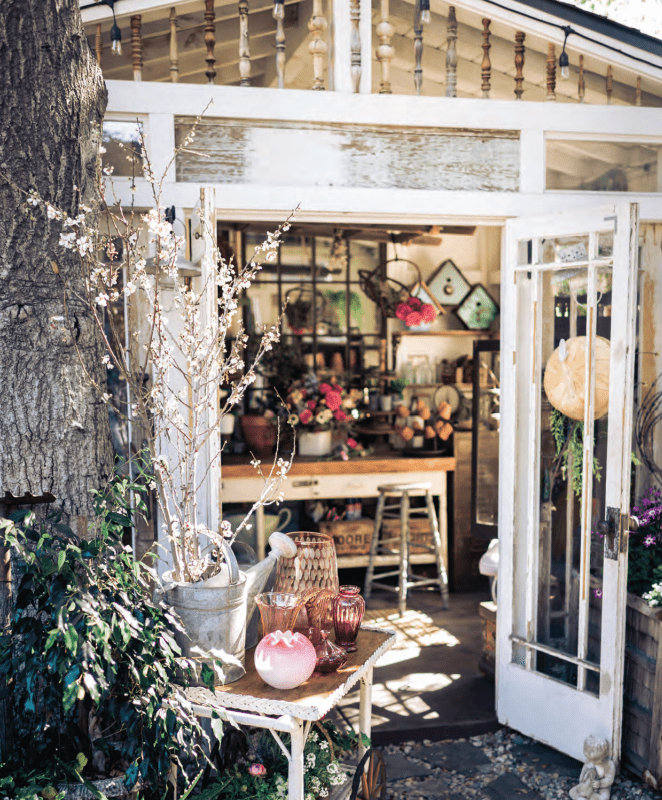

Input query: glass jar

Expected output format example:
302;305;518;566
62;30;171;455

333;585;365;652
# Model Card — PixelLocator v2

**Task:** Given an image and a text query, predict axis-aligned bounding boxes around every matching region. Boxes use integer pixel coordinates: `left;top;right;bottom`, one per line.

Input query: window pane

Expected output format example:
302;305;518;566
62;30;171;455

102;121;143;178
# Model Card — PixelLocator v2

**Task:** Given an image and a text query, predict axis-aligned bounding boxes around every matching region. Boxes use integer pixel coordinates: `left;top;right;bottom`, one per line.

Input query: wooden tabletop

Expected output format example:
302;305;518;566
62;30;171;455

185;627;396;721
222;453;455;478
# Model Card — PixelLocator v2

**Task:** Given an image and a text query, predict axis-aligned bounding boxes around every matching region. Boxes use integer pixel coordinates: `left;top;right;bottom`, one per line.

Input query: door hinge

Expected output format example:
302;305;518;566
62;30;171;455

604;214;618;234
598;506;625;560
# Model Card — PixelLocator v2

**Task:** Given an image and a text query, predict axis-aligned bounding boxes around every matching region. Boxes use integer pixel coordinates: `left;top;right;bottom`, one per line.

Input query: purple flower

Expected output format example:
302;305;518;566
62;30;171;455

593;589;603;598
644;534;656;548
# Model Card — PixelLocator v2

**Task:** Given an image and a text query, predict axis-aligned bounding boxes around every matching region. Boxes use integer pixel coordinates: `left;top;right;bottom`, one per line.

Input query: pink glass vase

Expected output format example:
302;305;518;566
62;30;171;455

332;585;365;652
254;630;317;689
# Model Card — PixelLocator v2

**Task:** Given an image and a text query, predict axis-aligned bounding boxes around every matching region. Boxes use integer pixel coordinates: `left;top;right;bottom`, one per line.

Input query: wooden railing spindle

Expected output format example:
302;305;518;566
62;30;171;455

95;23;103;65
308;0;328;90
170;8;179;83
481;18;491;98
578;54;585;102
414;0;424;96
274;2;286;89
376;0;394;94
350;0;361;93
514;31;525;100
546;43;556;100
636;76;642;106
606;65;613;104
238;0;251;86
204;0;217;84
445;6;457;98
131;15;142;81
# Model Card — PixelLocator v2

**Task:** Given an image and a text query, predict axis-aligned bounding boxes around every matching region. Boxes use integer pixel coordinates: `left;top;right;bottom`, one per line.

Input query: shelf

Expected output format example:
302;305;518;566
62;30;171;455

337;552;438;569
394;330;497;338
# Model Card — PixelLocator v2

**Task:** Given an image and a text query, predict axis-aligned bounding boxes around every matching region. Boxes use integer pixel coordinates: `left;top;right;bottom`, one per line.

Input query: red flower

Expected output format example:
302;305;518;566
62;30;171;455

307;399;317;411
299;409;313;424
334;410;347;421
407;296;422;309
249;764;267;776
300;388;308;398
421;303;437;323
326;392;342;411
319;383;332;394
395;302;410;321
405;311;423;327
347;437;357;448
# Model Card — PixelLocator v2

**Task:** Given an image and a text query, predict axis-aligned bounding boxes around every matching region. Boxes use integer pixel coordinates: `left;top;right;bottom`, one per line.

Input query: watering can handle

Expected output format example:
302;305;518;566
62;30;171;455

200;539;240;586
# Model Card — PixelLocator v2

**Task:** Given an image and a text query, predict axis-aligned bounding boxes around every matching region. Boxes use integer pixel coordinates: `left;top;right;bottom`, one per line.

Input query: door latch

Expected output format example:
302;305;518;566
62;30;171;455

597;506;629;560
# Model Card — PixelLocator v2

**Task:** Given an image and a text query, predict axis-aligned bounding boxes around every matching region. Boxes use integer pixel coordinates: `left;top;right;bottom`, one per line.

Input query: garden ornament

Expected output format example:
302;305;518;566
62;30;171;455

569;735;615;800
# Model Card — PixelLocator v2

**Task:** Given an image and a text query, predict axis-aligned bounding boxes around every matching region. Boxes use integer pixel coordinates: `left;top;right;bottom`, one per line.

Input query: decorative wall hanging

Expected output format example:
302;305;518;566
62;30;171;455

543;336;611;421
456;284;499;330
428;259;471;307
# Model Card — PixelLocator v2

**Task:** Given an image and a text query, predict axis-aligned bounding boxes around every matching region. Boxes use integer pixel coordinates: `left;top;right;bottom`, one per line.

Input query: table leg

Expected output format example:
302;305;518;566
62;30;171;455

358;665;374;760
256;505;266;560
289;717;306;800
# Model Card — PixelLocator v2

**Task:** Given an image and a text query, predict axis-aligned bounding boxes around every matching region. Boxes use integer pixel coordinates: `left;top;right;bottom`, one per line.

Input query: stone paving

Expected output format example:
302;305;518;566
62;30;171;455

379;729;661;800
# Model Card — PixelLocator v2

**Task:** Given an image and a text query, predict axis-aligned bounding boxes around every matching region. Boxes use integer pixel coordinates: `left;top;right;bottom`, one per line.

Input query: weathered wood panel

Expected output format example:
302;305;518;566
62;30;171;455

174;116;520;191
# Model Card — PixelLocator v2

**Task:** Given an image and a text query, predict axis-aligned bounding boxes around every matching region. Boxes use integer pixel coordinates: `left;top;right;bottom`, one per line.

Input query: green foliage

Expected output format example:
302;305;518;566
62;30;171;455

550;408;602;497
0;477;217;796
206;721;366;800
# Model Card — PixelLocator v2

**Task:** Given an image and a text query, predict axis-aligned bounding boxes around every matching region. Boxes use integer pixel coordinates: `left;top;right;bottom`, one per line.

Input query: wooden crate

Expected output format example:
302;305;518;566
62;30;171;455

319;519;374;556
622;592;662;783
380;517;435;554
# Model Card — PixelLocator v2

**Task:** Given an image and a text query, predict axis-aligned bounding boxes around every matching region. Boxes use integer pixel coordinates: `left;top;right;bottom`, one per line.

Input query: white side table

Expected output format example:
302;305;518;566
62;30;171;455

185;626;396;800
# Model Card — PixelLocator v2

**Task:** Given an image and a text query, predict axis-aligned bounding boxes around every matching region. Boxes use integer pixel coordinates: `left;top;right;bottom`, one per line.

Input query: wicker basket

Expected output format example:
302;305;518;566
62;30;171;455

319;519;374;556
543;336;610;421
273;532;339;594
359;258;422;318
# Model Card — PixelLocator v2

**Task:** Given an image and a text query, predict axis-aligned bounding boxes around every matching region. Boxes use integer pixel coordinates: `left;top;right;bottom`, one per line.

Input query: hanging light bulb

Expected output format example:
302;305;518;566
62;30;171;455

419;0;431;25
273;0;285;20
559;26;573;81
110;21;122;55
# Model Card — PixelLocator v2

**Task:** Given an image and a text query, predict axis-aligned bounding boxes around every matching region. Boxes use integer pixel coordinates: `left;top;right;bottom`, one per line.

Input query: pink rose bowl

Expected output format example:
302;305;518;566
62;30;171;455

254;630;317;690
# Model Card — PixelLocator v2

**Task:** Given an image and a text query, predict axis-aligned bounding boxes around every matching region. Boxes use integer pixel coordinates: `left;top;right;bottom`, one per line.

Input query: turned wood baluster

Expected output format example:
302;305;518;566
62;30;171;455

238;0;251;86
481;18;491;98
546;43;556;100
414;0;424;96
274;3;286;88
514;31;525;100
606;65;613;104
375;0;394;94
308;0;328;90
95;23;103;65
578;54;585;103
445;6;457;98
350;0;361;93
204;0;217;84
636;76;642;106
170;8;179;82
131;15;142;81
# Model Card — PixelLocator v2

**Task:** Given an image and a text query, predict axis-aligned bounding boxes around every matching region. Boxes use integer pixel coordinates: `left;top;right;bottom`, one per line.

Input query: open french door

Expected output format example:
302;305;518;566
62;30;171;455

497;203;639;764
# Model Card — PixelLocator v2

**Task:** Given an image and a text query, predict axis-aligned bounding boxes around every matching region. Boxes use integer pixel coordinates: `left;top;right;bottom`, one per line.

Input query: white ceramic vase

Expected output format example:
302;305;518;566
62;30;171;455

298;429;333;457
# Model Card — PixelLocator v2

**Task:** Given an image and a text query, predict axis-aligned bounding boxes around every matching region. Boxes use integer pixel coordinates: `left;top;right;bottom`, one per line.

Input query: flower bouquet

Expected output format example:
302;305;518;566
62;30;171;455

286;377;358;432
395;295;438;328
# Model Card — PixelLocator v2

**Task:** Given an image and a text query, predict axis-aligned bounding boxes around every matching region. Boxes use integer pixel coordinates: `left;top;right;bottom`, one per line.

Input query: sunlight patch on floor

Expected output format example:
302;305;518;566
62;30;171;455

365;607;461;651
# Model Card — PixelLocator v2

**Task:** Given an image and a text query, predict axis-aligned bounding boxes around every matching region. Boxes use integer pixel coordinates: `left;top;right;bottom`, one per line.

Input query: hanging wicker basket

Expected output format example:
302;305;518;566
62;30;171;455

359;259;422;318
543;336;610;421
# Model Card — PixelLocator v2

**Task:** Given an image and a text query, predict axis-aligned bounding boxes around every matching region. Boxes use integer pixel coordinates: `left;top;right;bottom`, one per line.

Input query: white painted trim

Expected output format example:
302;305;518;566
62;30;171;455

332;0;352;92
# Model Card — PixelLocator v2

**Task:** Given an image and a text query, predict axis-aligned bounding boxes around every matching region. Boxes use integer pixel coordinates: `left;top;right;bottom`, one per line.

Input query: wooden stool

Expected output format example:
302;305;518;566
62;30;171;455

363;482;449;615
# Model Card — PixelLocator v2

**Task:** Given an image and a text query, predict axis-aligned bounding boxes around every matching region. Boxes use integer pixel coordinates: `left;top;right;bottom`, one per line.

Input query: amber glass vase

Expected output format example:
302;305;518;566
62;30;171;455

333;586;365;652
254;592;304;637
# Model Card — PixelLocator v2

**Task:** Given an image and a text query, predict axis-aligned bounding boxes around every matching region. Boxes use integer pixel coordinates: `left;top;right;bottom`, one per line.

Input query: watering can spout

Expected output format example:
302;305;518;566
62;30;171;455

244;532;297;622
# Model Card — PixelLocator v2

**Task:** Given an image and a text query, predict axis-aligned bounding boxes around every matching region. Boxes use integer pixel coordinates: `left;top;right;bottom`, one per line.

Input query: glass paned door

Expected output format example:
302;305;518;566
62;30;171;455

497;204;639;764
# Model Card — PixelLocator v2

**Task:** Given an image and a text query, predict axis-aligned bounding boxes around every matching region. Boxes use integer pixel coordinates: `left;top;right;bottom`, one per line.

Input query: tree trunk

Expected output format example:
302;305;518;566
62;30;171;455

0;1;113;521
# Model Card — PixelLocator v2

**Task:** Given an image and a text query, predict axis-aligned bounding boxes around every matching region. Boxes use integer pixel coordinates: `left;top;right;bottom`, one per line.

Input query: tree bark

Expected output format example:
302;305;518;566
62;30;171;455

0;0;113;521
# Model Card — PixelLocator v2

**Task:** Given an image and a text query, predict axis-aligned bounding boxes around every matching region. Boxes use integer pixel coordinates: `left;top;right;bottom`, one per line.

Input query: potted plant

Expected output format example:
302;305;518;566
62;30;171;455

379;377;409;412
0;477;221;797
286;376;358;457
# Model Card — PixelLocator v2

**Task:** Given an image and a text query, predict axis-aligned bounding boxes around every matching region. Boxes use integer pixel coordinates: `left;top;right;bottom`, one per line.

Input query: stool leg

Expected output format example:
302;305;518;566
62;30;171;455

425;490;449;610
398;491;410;616
364;491;385;600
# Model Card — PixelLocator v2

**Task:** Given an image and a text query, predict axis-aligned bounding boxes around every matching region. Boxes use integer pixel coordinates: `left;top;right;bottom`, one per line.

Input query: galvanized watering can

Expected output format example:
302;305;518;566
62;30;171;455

160;531;297;684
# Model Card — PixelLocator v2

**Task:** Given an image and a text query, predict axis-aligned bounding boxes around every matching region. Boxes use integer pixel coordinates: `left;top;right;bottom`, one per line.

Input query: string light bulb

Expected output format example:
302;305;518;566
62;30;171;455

419;0;431;25
559;26;573;80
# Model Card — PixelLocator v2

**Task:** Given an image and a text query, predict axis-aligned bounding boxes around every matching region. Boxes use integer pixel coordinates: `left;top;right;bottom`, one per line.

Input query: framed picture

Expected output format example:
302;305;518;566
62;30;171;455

428;259;472;307
456;284;500;330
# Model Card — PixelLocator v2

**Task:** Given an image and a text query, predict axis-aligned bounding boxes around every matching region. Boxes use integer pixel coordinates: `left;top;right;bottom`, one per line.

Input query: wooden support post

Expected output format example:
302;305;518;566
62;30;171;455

169;7;179;83
375;0;394;94
514;31;525;100
606;65;613;104
95;23;103;65
445;6;457;98
0;501;11;763
350;0;361;93
635;76;642;106
481;18;491;98
578;54;585;103
546;43;556;100
204;0;217;84
273;5;286;88
308;0;328;90
413;0;424;96
238;0;251;86
131;15;143;81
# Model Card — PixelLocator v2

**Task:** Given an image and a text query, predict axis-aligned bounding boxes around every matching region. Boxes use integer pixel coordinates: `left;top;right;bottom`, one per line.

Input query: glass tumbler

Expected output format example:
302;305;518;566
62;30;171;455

332;586;365;652
254;592;304;637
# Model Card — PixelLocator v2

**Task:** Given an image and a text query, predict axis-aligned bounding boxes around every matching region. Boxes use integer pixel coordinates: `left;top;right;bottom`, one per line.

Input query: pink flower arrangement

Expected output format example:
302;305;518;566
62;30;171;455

395;296;437;328
286;379;356;431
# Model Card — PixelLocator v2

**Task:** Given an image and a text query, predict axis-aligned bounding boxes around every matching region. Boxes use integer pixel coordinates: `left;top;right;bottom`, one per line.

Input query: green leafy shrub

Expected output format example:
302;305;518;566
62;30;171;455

0;477;222;796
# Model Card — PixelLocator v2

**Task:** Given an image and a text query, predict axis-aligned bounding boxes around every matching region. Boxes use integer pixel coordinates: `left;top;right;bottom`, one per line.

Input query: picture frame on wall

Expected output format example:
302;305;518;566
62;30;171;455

456;284;500;330
427;259;472;307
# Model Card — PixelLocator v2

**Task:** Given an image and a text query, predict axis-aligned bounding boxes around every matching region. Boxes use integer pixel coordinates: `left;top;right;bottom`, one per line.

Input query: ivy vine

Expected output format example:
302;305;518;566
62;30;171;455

550;407;602;497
